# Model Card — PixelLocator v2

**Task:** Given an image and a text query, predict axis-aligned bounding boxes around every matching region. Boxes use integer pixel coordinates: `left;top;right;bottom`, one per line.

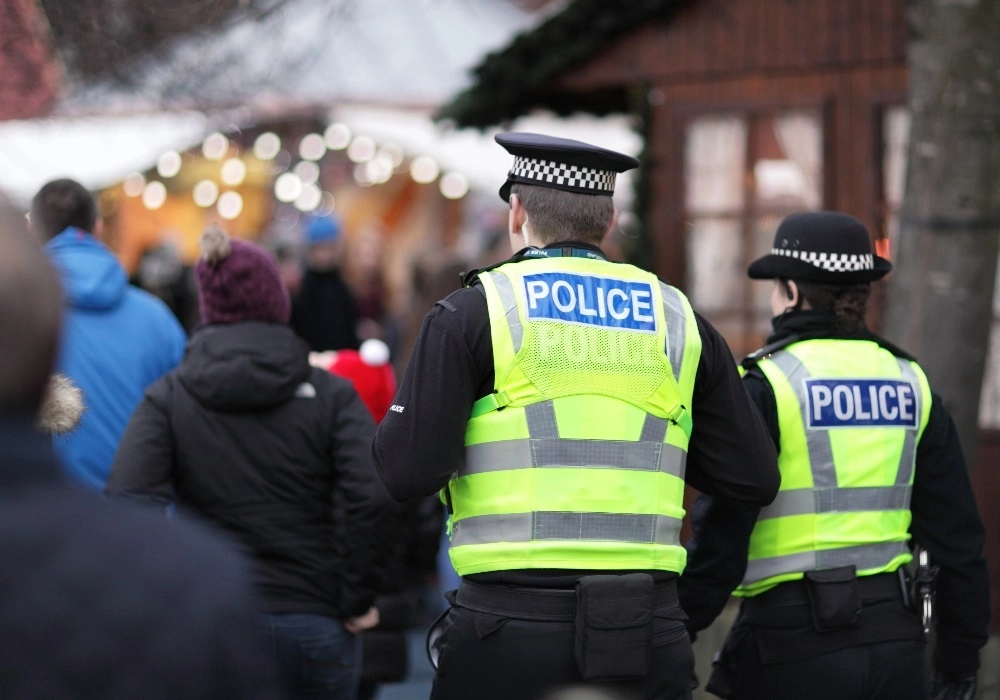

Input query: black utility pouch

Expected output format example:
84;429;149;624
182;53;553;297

574;574;654;680
803;565;862;632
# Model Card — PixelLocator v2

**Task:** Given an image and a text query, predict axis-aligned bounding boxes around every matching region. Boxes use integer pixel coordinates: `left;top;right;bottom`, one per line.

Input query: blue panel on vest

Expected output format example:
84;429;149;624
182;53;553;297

805;379;919;429
522;272;657;332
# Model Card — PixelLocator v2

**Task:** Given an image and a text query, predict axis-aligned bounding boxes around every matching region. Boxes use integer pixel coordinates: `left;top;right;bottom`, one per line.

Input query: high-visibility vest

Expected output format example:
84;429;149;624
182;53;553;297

445;255;702;576
736;339;932;596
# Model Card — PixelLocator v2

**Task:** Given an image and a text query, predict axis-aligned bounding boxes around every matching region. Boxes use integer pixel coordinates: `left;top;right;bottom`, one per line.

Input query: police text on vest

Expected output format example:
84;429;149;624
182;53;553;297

522;272;658;333
805;379;918;429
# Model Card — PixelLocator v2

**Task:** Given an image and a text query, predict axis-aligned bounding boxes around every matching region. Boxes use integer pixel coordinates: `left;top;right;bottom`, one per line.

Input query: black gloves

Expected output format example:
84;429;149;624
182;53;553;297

931;670;977;700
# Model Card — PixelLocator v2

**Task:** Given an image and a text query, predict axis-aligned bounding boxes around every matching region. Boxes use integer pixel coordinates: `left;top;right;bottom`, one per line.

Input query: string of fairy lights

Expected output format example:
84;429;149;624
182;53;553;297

121;122;471;220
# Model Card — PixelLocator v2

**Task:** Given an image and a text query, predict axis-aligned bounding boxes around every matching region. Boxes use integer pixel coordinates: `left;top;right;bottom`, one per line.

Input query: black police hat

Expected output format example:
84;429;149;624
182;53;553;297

495;132;639;203
747;211;893;284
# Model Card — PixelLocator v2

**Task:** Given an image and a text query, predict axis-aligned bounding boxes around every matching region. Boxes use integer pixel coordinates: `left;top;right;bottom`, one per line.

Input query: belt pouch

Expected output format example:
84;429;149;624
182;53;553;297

574;574;654;680
803;565;862;632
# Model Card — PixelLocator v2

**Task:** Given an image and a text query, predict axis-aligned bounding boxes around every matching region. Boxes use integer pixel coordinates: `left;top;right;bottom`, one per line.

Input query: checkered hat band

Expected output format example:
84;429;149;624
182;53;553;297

771;248;874;272
510;157;616;192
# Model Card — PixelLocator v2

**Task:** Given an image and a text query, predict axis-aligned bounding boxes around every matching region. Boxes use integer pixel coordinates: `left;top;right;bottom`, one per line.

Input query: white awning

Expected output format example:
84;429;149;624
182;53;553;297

0;106;640;207
0;112;210;204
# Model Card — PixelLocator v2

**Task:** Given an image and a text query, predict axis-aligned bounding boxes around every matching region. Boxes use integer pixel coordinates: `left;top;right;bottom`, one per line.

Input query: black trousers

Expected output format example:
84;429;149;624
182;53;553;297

711;579;927;700
428;604;694;700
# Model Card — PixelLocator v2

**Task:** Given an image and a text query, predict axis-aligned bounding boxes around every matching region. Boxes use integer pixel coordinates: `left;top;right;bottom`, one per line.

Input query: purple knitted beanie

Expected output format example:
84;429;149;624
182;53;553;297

195;227;291;325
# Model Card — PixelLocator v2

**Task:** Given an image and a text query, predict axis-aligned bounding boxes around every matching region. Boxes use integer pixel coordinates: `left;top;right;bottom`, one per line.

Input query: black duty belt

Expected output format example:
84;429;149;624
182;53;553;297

743;571;902;611
454;578;679;622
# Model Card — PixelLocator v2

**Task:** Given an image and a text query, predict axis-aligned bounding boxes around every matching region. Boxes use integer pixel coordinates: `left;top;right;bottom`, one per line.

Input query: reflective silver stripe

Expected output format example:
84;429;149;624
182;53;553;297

895;358;921;486
659;283;687;382
487;271;523;353
639;414;669;443
742;540;910;585
525;401;559;439
767;351;837;488
758;486;912;520
451;511;683;548
463;438;686;477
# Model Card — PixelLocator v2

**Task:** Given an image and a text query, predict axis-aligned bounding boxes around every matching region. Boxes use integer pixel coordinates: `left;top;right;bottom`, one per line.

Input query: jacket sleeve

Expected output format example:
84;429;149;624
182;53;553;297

683;313;780;504
105;378;176;508
371;289;492;502
324;372;394;618
678;368;778;633
909;394;990;676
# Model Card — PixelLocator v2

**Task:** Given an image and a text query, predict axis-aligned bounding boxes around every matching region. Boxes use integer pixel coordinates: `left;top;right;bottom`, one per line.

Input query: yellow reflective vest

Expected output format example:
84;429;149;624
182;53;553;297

736;339;932;596
446;254;702;576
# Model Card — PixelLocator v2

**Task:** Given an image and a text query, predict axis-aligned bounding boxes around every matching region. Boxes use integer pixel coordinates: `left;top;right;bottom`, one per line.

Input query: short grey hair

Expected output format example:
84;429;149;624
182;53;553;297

511;183;614;246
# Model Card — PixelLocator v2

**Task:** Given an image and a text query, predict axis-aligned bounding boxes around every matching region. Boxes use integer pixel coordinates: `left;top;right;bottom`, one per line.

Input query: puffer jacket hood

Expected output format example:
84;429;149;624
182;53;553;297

178;322;311;412
45;228;127;311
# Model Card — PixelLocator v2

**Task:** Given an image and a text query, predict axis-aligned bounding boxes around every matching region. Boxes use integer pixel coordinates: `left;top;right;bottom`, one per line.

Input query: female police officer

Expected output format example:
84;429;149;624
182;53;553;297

371;132;779;699
678;211;989;700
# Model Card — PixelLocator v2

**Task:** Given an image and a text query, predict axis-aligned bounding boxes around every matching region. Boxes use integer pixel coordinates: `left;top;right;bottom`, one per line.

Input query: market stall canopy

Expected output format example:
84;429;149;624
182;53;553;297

0;106;640;207
0;112;212;204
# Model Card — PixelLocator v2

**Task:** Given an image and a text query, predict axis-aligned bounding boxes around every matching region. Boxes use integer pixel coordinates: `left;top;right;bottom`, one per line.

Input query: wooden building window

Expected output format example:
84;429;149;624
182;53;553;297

683;110;823;358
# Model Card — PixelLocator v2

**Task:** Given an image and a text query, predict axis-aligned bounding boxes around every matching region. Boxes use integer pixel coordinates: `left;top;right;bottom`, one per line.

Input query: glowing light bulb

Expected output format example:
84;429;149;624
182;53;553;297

193;180;219;208
142;181;167;210
324;123;351;150
410;155;439;184
253;132;281;160
217;191;244;220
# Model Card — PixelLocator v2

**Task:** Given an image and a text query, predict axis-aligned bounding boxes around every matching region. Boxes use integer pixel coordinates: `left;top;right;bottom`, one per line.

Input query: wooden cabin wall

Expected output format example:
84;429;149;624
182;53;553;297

556;0;908;288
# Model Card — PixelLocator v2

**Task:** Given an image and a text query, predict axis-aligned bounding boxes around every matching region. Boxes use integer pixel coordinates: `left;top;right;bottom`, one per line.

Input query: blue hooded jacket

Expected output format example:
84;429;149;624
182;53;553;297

45;228;186;489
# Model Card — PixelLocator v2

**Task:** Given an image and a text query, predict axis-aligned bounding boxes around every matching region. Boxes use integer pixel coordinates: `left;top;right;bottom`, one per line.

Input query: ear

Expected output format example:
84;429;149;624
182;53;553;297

508;194;529;252
786;280;800;306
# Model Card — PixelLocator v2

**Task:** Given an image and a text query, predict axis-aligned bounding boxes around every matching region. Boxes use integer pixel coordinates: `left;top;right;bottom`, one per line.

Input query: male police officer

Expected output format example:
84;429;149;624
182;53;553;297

372;133;779;699
678;211;989;699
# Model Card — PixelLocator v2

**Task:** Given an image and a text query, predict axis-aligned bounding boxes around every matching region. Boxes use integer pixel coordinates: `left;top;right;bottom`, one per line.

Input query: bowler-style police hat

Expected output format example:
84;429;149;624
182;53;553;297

495;132;639;203
748;211;893;284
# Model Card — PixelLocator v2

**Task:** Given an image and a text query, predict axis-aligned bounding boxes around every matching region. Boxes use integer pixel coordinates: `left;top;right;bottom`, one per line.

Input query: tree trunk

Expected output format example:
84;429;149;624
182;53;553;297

882;0;1000;464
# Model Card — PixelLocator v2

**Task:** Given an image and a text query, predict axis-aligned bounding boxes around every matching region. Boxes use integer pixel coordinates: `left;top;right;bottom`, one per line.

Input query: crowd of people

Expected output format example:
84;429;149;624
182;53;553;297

0;130;989;700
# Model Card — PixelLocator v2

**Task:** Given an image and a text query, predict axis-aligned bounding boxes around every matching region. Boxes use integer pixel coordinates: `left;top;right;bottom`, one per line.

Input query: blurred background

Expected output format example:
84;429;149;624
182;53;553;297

2;0;997;696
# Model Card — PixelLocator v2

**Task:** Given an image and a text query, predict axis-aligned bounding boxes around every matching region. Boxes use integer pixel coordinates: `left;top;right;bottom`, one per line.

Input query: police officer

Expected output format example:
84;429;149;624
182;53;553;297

371;132;780;700
677;211;989;700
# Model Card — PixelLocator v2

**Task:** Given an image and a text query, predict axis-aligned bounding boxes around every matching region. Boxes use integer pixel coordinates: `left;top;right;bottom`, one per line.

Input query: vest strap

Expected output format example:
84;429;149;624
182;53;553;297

470;391;511;418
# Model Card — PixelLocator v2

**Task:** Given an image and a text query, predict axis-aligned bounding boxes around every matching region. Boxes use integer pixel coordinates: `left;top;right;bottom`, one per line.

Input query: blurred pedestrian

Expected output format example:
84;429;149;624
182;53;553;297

678;212;989;699
372;132;779;700
311;339;441;699
0;201;280;699
107;226;392;699
292;213;361;351
30;178;186;489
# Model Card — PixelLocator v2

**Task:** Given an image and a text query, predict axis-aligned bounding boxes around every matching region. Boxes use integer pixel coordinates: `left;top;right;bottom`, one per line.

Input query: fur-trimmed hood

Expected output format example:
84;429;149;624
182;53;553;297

36;374;86;435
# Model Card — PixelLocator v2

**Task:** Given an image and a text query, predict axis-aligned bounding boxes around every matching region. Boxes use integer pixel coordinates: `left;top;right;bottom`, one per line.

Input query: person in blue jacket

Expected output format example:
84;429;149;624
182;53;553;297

30;178;186;489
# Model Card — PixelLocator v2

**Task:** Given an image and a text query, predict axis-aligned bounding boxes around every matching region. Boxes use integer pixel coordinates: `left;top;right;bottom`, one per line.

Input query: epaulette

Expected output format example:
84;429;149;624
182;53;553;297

740;335;802;371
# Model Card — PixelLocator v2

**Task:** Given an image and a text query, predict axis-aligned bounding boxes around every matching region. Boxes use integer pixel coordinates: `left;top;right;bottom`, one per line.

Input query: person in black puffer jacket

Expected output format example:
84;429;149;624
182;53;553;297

107;227;392;700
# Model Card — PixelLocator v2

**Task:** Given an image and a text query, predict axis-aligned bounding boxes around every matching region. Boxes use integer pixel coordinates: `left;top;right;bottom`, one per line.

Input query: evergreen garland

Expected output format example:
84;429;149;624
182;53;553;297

437;0;686;128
